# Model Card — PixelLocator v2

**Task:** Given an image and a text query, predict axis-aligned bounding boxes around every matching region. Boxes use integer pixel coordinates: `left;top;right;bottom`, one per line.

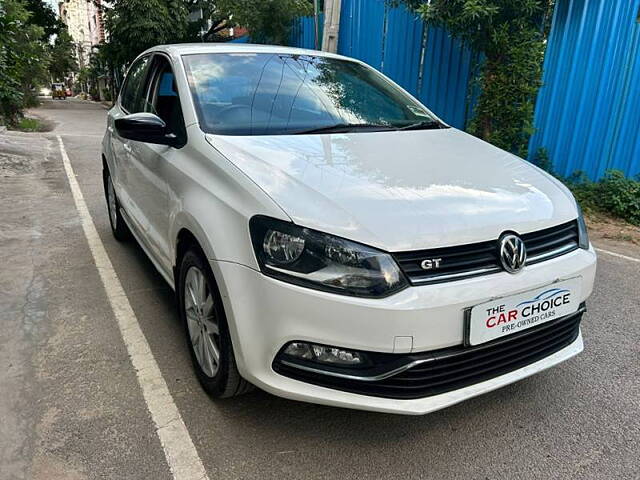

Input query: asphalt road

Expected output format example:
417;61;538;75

1;98;639;480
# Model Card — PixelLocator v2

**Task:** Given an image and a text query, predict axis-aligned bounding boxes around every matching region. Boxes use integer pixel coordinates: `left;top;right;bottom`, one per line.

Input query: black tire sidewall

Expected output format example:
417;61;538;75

178;249;234;397
104;170;130;241
106;175;117;232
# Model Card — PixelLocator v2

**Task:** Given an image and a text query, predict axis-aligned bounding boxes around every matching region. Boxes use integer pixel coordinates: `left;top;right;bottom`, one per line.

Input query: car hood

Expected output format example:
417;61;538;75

206;128;577;251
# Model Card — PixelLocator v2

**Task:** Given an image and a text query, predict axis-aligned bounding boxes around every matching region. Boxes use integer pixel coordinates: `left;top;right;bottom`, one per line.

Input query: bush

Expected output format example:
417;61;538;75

595;171;640;225
533;147;554;176
566;170;640;226
534;149;639;225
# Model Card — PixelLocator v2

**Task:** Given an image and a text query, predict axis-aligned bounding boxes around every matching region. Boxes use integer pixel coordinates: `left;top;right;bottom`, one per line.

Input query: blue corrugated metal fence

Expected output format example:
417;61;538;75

529;0;640;179
337;0;474;129
290;14;324;49
289;0;639;179
291;0;474;129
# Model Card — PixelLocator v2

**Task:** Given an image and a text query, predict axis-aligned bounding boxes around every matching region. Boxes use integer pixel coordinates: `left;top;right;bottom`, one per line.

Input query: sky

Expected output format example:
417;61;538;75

47;0;58;15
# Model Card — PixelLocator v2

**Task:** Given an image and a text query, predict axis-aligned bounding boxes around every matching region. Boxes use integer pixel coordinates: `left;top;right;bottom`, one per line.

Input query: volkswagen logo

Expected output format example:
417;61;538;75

499;234;527;273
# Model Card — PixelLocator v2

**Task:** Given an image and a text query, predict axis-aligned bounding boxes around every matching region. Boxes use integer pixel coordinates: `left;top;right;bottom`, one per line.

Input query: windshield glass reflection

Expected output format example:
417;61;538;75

182;53;438;135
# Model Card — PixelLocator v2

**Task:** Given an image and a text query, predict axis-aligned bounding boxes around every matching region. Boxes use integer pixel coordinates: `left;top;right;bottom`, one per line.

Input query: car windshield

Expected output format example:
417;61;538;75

182;52;440;136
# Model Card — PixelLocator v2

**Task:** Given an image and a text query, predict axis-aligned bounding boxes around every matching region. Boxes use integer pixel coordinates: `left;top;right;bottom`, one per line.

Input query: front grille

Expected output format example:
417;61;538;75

393;220;579;285
521;220;580;265
274;307;584;400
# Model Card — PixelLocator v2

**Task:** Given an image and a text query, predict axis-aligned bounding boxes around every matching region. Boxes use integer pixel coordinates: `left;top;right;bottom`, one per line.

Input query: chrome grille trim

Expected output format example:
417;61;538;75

526;241;579;264
393;220;580;285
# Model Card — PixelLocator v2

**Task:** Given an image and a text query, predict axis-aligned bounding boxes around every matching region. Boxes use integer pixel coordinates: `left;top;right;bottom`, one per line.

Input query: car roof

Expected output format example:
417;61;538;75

143;43;357;63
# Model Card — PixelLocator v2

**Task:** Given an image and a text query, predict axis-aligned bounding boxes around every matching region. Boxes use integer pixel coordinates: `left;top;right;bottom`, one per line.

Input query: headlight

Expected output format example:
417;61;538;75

249;216;408;297
577;204;590;249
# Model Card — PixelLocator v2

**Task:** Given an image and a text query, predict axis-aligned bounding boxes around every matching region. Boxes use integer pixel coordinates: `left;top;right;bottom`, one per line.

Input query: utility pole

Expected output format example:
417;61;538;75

322;0;341;53
313;0;319;50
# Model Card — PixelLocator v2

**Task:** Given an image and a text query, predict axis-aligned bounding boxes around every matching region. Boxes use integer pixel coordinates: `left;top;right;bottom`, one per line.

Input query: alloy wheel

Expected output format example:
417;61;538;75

184;266;220;377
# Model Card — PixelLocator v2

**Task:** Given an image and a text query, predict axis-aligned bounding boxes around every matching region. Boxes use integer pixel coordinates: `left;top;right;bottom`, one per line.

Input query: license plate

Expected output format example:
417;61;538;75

468;278;581;346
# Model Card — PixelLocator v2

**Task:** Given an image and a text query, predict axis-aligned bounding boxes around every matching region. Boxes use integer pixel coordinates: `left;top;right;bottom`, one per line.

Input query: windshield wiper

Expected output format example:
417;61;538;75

397;120;447;131
290;123;397;135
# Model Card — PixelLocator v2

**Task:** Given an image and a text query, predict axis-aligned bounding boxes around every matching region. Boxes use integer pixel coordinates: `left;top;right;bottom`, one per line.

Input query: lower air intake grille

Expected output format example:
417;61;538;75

274;307;583;400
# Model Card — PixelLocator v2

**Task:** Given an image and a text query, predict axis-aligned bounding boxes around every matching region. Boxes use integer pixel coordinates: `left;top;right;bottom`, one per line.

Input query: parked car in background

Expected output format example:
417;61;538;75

102;44;597;415
51;83;66;100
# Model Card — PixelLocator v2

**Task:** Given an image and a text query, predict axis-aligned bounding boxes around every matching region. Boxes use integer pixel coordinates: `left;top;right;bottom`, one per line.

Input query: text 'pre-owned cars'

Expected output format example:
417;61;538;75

102;44;596;414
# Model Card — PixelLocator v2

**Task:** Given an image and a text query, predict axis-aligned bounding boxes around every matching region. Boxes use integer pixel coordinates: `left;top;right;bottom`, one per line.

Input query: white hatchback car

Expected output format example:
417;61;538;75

102;44;596;415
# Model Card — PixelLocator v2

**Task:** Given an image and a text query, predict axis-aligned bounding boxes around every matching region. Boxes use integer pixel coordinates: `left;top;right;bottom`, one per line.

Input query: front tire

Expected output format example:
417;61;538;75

178;248;252;398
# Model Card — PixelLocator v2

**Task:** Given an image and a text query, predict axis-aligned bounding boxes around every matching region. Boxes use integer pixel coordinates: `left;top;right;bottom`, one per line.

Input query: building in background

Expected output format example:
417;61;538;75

58;0;105;69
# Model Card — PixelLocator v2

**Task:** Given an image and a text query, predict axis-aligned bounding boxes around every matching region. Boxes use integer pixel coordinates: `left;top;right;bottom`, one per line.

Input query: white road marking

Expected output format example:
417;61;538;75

595;248;640;264
57;136;209;480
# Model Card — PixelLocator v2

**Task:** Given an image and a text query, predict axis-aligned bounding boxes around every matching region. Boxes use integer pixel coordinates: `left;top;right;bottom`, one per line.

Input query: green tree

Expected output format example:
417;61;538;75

104;0;188;68
183;0;233;42
179;0;313;44
402;0;554;158
212;0;313;45
102;0;313;80
0;0;49;124
23;0;60;39
49;26;78;82
78;46;113;99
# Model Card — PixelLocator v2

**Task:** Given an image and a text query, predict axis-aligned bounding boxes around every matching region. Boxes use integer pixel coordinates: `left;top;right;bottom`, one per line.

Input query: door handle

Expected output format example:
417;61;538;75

123;143;132;153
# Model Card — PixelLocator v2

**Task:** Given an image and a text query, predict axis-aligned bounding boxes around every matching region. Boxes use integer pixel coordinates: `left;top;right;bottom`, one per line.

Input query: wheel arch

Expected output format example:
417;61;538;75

172;213;217;285
172;224;245;368
174;228;202;277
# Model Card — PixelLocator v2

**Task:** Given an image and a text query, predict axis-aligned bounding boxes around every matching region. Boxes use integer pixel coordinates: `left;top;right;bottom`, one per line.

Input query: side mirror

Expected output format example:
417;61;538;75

114;112;180;147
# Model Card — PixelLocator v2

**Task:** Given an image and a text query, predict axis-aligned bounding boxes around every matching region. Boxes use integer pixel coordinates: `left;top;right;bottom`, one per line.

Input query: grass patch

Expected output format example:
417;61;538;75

16;117;43;132
6;116;53;133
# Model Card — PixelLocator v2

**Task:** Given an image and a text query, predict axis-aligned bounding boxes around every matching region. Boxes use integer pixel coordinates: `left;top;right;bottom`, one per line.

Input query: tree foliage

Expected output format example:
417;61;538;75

23;0;60;39
0;0;50;124
212;0;313;45
79;46;113;99
402;0;554;158
103;0;313;75
104;0;188;68
49;26;78;82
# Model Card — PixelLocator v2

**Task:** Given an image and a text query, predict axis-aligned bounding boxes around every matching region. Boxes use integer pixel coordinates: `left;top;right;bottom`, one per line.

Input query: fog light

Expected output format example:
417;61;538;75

283;342;365;366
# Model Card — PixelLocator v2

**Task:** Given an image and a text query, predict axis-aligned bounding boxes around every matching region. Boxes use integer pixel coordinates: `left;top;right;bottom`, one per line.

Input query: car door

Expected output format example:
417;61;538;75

109;54;153;234
126;53;188;274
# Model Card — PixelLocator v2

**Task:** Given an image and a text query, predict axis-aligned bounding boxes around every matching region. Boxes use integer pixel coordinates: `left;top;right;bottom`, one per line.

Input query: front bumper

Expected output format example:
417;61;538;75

212;246;596;414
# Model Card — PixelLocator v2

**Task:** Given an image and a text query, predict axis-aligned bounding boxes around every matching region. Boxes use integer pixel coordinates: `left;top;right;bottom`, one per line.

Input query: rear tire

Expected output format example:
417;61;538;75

178;247;253;398
104;170;131;241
